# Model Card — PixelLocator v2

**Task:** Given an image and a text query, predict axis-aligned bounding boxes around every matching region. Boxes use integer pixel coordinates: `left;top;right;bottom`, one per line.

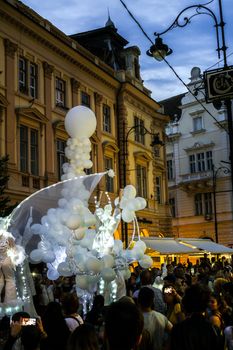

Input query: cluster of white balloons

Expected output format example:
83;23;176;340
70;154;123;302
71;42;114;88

29;106;153;296
117;185;147;223
62;107;96;178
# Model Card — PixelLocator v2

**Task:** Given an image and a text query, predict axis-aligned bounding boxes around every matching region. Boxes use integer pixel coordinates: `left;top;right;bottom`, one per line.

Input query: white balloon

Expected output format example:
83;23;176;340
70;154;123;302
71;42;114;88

134;240;147;253
139;255;153;269
64;106;97;138
73;227;86;240
123;185;136;199
41;216;48;225
57;262;73;276
101;268;116;282
122;268;131;280
102;254;115;268
47;268;60;280
75;275;89;290
122;209;135;223
84;213;96;227
85;257;102;273
30;249;42;263
135;197;147;210
66;214;82;230
43;251;56;263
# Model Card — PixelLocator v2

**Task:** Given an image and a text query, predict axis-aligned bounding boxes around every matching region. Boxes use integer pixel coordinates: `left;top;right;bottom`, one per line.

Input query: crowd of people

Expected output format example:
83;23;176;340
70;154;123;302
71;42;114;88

0;254;232;350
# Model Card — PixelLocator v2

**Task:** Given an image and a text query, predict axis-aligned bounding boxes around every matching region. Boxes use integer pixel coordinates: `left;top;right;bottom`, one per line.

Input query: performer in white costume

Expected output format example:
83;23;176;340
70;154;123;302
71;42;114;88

0;229;17;303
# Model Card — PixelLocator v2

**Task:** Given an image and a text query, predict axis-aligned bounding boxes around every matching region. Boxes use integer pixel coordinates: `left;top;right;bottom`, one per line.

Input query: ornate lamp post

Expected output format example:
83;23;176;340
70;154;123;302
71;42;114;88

146;0;233;202
122;125;164;246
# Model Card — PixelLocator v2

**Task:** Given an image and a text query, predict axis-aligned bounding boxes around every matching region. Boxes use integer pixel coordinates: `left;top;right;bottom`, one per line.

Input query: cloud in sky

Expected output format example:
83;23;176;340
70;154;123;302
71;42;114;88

22;0;233;101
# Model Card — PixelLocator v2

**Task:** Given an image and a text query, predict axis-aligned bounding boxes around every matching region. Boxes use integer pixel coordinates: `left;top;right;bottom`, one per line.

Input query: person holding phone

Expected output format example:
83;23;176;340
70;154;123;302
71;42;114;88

163;285;185;325
3;312;47;350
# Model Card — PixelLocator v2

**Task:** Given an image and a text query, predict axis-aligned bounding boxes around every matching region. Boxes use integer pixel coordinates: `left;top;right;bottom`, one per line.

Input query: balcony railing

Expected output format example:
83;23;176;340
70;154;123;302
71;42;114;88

179;170;212;183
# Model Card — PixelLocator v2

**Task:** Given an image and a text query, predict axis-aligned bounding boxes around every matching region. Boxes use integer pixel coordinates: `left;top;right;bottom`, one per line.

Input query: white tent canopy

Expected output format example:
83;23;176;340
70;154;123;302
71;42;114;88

141;237;233;255
178;238;233;254
141;237;200;254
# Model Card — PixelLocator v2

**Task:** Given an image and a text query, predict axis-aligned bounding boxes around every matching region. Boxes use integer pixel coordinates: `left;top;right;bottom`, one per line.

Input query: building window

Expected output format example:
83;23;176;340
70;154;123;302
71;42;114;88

189;151;213;173
136;164;147;198
19;57;38;98
189;154;196;173
167;159;174;180
104;157;114;192
20;125;39;176
197;152;205;172
134;116;145;144
204;193;213;215
194;193;212;216
81;92;90;107
193;116;203;131
103;105;111;133
56;78;66;107
194;193;203;215
57;139;66;180
206;151;213;170
155;176;161;204
169;198;176;217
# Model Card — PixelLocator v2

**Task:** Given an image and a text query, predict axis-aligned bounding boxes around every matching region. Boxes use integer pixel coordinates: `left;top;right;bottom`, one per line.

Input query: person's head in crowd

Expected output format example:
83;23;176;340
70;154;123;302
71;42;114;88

174;265;185;279
163;274;176;287
162;284;180;306
61;292;79;316
105;299;144;350
91;294;105;311
213;277;228;295
21;325;41;350
42;301;69;335
67;323;99;350
138;287;154;310
166;264;174;274
12;311;30;322
208;292;222;313
118;295;135;304
182;283;211;315
140;269;153;286
174;278;188;296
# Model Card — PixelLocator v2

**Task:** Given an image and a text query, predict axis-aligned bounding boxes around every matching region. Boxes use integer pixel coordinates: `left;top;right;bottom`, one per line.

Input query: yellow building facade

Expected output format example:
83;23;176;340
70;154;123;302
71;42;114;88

0;0;172;240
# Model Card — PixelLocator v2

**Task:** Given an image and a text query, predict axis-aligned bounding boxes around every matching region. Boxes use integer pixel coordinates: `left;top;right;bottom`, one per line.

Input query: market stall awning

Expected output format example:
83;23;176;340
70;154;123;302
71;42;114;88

141;237;200;254
178;238;233;254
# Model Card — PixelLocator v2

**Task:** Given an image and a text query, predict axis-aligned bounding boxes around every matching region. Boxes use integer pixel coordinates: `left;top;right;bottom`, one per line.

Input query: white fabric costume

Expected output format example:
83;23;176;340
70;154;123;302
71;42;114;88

0;234;17;303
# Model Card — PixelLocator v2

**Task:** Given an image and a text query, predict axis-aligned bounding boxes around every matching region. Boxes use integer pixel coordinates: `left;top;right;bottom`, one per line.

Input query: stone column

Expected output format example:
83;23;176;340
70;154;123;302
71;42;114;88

117;90;128;188
43;61;55;184
71;78;80;106
4;39;18;168
94;92;104;190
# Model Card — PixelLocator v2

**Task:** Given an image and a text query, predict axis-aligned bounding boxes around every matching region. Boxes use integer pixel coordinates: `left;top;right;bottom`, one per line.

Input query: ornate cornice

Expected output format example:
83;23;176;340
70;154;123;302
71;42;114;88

4;38;18;58
0;8;117;91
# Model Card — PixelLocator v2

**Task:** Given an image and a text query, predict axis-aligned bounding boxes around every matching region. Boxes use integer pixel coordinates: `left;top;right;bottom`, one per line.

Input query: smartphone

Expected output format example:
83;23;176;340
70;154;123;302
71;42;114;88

21;318;37;326
164;287;173;294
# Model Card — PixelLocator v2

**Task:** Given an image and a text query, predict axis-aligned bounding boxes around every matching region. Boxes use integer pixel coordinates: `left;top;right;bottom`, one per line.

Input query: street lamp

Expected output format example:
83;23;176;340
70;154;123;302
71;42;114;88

146;0;233;202
212;164;231;243
122;124;164;246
